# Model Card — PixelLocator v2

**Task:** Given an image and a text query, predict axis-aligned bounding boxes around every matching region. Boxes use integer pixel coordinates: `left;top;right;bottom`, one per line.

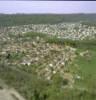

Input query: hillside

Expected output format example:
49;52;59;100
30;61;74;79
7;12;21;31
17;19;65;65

0;15;96;100
0;14;96;26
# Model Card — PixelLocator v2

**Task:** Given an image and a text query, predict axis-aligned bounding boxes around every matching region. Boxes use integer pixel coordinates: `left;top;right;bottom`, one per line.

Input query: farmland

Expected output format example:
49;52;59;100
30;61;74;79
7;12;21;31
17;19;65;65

0;14;96;100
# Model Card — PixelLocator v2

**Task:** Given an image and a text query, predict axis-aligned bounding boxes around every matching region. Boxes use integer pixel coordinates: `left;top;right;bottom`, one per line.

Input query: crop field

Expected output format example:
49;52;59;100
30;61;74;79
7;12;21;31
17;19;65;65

0;14;96;100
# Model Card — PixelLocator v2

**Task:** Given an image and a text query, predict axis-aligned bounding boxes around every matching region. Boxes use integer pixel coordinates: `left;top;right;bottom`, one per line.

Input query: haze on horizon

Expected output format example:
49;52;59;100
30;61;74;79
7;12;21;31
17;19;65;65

0;1;96;14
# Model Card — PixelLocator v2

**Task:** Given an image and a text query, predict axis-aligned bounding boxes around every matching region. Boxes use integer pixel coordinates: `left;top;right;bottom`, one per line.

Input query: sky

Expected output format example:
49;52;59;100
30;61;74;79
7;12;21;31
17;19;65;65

0;1;96;14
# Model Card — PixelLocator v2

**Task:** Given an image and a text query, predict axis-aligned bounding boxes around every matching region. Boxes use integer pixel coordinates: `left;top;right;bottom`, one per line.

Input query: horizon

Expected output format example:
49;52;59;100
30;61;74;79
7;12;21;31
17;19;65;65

1;13;96;15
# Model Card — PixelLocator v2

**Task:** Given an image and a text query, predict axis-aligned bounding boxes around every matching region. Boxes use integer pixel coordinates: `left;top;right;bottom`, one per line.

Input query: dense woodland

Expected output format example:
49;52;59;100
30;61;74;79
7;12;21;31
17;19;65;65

0;14;96;26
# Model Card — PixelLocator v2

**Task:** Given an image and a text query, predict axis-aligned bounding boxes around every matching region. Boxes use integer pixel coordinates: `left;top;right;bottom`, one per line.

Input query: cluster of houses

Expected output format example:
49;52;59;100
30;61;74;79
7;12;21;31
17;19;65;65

1;22;93;87
0;22;96;40
0;32;78;87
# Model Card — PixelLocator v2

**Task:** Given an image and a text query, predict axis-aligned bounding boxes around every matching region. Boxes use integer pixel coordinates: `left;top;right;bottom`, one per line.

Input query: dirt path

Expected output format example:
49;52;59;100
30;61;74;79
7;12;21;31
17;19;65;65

0;88;26;100
0;79;26;100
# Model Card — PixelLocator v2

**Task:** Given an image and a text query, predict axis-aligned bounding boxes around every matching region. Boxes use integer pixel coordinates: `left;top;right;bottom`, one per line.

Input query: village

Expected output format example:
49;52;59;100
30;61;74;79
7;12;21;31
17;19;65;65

0;22;96;41
0;22;96;100
0;22;95;83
